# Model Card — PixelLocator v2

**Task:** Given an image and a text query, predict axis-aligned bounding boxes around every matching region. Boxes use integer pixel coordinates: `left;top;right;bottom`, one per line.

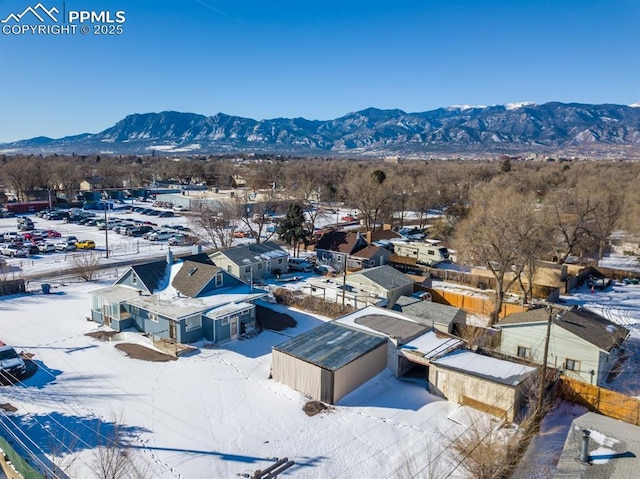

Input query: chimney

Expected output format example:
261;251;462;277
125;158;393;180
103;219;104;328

365;231;372;245
166;248;174;265
579;429;591;463
192;244;202;255
383;223;392;231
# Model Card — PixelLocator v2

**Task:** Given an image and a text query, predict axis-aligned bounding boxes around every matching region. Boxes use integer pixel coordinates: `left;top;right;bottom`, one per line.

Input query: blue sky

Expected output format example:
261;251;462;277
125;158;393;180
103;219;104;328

0;0;638;142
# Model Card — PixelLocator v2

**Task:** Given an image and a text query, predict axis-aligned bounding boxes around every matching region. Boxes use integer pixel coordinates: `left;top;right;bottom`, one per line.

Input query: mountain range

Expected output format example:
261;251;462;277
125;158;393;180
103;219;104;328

3;102;640;158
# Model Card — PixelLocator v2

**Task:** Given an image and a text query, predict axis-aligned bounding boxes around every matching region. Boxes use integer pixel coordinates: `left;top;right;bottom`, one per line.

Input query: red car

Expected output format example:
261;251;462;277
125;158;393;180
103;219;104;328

47;230;62;238
341;215;356;222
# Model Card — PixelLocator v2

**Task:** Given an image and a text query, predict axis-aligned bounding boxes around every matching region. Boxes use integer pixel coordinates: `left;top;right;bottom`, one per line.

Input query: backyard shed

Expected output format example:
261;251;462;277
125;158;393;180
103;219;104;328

429;350;536;422
272;322;388;404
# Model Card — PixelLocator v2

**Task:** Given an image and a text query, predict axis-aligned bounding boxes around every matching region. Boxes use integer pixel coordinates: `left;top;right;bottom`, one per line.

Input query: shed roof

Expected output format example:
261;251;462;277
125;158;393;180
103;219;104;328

433;350;536;387
273;322;387;371
396;299;465;327
399;330;463;360
348;265;414;291
354;314;429;343
555;412;640;478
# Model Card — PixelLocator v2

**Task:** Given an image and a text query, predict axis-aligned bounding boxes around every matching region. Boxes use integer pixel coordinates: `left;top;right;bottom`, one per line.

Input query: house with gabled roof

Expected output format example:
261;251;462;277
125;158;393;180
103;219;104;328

314;230;370;272
345;264;415;308
209;241;289;283
90;252;267;345
496;305;629;386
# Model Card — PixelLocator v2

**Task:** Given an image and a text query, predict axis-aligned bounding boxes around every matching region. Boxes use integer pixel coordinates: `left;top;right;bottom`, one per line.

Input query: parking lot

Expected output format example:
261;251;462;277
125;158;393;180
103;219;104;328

0;202;199;277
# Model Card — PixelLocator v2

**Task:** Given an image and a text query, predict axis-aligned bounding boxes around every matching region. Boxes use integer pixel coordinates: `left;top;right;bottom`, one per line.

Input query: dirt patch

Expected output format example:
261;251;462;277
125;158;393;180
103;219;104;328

256;305;297;331
86;330;119;341
115;343;177;362
0;403;18;413
303;400;330;417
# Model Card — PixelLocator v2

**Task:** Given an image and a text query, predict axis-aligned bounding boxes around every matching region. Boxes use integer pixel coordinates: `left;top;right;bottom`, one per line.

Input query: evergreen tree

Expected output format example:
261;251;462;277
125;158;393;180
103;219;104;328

277;202;310;257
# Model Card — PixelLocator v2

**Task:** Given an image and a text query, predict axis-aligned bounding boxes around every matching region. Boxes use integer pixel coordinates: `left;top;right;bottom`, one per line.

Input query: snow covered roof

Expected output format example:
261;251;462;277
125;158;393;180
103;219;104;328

210;241;288;266
399;330;464;361
433;350;536;387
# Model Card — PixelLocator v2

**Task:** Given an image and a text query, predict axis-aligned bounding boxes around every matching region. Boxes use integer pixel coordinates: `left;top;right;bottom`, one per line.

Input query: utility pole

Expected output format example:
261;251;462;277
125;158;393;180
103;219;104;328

103;194;109;258
537;305;553;421
341;254;347;307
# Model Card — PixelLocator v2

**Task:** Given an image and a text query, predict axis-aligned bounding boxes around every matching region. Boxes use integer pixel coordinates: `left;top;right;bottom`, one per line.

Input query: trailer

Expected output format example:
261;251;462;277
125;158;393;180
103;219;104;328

392;241;450;266
3;201;50;214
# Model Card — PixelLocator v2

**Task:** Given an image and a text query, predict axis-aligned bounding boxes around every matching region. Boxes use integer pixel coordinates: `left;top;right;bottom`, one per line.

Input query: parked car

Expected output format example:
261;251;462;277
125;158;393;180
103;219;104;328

0;344;26;381
168;234;189;246
0;244;27;257
17;222;35;231
54;241;77;251
172;205;187;212
37;242;56;253
22;243;39;255
288;258;314;272
65;236;78;244
129;225;154;237
146;230;175;241
76;240;96;250
158;211;174;218
314;264;336;275
46;230;62;238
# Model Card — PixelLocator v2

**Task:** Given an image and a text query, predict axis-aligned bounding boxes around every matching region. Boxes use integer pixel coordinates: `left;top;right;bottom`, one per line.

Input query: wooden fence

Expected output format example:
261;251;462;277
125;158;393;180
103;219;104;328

422;287;526;320
559;376;640;426
390;255;559;301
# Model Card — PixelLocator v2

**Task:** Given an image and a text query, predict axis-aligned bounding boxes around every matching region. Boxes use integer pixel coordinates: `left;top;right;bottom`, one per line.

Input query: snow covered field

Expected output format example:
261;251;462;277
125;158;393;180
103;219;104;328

0;279;480;479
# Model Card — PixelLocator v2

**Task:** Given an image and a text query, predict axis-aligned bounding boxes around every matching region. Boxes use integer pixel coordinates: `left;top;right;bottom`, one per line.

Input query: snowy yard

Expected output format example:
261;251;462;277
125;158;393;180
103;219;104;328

0;280;477;479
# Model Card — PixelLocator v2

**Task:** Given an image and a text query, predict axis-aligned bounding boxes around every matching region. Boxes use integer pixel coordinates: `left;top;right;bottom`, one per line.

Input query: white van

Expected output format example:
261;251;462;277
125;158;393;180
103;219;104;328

288;257;314;272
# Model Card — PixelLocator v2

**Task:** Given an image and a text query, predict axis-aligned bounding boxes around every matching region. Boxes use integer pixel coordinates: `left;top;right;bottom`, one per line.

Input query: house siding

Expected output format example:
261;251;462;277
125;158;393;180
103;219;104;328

116;270;149;293
346;275;413;308
499;323;605;385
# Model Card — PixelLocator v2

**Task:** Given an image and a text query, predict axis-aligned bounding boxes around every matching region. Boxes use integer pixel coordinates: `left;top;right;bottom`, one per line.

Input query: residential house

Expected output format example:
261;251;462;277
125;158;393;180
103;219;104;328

496;306;629;386
314;230;371;271
90;253;267;345
346;265;415;308
209;241;289;283
428;350;536;423
554;412;640;478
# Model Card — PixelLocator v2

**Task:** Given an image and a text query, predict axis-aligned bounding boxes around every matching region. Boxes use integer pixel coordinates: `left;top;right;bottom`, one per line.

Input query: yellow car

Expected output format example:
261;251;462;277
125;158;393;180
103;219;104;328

76;240;96;250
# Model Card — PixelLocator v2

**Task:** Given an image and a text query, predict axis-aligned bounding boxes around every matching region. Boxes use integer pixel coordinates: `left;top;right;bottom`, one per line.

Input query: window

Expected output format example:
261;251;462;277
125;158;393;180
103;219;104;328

149;312;158;323
565;358;580;372
131;275;137;286
517;346;531;359
215;273;223;287
185;315;202;332
245;266;251;273
277;258;283;264
132;306;139;314
257;263;263;270
221;316;229;326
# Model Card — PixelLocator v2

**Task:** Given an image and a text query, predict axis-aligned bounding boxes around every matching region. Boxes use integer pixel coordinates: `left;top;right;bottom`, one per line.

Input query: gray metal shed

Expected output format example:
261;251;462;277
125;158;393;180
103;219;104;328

272;322;388;404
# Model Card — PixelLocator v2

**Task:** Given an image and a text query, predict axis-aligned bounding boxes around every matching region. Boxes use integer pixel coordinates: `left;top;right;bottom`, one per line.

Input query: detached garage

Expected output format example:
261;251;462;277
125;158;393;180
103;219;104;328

272;322;388;404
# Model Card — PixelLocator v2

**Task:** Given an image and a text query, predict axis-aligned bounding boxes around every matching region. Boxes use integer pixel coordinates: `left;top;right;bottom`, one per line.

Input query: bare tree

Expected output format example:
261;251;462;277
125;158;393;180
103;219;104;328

71;252;102;281
189;199;239;249
92;414;151;479
454;183;541;325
